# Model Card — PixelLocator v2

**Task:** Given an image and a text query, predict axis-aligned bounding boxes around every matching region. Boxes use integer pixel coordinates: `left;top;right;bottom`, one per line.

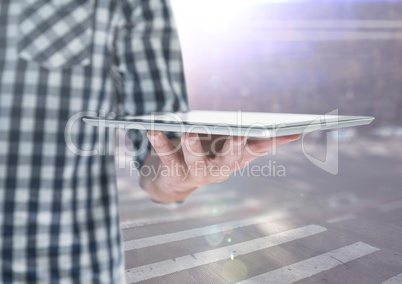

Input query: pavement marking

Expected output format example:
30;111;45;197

238;242;380;284
125;224;327;283
120;199;270;229
383;273;402;284
326;214;356;224
120;195;239;213
119;190;238;204
123;212;288;251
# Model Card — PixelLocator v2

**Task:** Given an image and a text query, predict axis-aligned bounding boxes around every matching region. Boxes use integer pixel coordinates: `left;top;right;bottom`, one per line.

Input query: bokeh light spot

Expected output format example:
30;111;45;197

222;259;248;282
203;201;227;217
204;226;225;247
222;224;234;235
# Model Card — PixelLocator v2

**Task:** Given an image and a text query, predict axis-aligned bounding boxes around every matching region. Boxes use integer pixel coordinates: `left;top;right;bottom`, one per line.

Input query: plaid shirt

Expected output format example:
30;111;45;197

0;0;188;283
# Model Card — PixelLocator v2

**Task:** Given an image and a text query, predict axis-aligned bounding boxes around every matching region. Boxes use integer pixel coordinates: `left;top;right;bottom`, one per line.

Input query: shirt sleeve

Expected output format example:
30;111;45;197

114;0;189;168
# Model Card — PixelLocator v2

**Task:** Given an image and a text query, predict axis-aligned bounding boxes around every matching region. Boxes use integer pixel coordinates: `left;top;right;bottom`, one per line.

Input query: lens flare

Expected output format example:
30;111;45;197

171;0;243;35
222;224;234;235
222;259;248;282
202;201;227;217
205;233;224;246
204;226;225;246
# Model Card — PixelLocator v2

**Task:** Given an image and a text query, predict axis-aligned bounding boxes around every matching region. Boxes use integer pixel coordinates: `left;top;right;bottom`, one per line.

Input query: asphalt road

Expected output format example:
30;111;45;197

116;136;402;284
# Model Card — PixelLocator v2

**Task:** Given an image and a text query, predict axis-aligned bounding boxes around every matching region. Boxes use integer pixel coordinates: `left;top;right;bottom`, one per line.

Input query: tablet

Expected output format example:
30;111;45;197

83;110;374;138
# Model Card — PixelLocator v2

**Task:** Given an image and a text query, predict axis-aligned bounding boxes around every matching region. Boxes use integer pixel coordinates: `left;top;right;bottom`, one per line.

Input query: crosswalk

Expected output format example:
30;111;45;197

118;139;402;283
125;225;326;283
383;273;402;284
120;190;402;283
238;242;379;284
123;222;390;283
123;214;288;251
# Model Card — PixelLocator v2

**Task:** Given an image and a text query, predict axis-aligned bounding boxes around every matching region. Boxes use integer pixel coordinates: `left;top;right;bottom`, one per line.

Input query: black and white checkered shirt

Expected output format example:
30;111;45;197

0;0;188;282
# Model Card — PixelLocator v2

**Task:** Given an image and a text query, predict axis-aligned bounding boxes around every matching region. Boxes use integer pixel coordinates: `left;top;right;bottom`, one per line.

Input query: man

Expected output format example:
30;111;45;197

0;0;298;282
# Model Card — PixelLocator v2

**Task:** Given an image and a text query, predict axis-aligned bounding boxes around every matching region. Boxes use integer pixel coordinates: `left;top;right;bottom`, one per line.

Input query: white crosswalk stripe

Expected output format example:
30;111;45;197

120;199;264;229
238;242;379;284
383;273;402;284
326;214;356;224
125;224;327;283
123;212;288;251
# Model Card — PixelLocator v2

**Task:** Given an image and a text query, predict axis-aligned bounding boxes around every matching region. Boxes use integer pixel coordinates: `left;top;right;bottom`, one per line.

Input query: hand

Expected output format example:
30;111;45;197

140;131;300;204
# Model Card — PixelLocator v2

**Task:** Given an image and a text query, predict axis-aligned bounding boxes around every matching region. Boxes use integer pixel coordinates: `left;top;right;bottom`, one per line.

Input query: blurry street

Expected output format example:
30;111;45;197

116;3;402;282
117;136;402;283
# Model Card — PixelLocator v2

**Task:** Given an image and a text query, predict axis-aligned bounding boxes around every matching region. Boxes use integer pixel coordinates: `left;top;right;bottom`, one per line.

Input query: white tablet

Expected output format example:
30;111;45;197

83;110;374;138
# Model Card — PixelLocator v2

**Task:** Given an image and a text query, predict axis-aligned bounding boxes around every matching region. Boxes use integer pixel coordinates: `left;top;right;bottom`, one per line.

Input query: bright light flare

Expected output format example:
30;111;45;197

170;0;310;38
171;0;243;35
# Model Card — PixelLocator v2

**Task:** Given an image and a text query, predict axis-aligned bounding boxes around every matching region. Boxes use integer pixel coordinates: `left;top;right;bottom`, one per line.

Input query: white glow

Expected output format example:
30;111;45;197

171;0;243;35
170;0;308;37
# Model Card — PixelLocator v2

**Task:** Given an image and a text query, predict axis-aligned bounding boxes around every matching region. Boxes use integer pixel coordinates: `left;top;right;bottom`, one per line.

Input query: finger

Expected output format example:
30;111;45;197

181;133;206;163
207;135;227;157
181;133;208;177
242;134;300;163
147;131;181;165
215;136;247;170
